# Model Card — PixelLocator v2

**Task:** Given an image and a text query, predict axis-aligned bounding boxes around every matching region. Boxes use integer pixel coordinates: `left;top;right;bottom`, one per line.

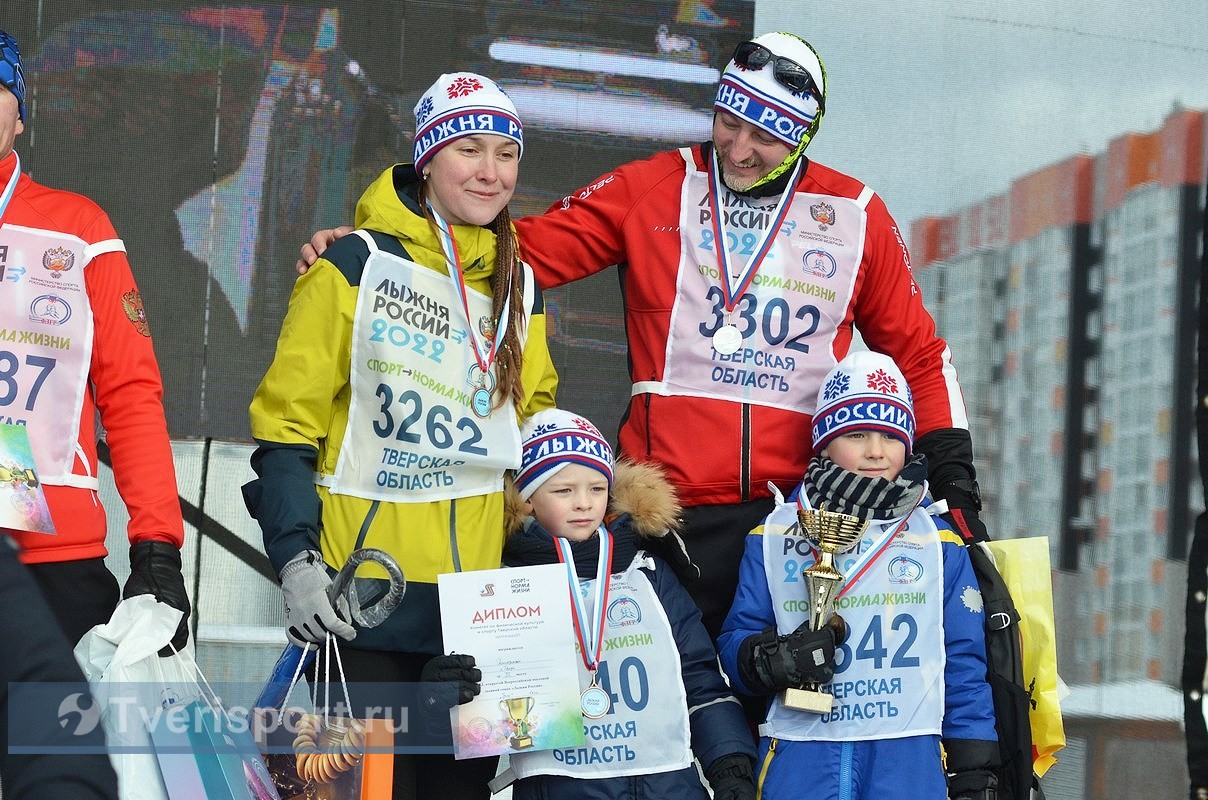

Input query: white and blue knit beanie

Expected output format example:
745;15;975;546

713;31;825;150
812;351;915;455
413;72;523;175
516;409;614;501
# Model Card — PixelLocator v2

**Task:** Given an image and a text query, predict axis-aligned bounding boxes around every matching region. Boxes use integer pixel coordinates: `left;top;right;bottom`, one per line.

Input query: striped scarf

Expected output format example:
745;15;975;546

803;454;928;520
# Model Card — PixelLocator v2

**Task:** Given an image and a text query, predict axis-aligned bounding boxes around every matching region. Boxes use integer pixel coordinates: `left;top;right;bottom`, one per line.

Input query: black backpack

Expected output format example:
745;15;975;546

966;543;1045;800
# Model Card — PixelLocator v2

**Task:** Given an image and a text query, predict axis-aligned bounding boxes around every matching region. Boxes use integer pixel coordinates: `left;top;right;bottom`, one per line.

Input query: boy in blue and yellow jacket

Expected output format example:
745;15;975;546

718;351;998;800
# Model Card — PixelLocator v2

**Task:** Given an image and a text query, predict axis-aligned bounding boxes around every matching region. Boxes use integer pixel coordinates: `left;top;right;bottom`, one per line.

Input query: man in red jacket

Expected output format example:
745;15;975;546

296;32;987;643
0;29;189;649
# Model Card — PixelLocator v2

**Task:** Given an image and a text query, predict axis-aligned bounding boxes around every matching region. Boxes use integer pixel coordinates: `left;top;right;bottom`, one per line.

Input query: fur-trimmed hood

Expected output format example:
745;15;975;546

504;458;681;538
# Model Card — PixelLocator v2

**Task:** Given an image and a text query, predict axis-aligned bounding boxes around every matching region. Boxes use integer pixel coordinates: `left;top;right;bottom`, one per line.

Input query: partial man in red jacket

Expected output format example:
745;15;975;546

296;31;987;643
0;29;189;649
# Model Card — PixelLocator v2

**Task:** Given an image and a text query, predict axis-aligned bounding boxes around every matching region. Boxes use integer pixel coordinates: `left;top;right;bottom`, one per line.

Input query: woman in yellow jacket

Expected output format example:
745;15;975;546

244;72;557;799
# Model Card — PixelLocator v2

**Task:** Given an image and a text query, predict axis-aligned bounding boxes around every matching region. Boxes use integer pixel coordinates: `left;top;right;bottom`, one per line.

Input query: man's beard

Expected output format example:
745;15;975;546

720;164;762;192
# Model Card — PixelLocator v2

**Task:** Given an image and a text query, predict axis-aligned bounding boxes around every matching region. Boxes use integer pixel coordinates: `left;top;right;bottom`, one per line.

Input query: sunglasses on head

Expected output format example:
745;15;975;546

732;41;825;115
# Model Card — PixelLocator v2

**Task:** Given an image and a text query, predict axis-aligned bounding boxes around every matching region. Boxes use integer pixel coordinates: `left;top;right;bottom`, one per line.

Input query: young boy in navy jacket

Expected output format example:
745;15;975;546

491;409;755;800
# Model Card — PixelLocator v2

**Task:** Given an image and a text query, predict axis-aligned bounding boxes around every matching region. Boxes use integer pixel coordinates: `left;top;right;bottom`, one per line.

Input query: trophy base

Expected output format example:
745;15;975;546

783;687;833;714
509;735;534;749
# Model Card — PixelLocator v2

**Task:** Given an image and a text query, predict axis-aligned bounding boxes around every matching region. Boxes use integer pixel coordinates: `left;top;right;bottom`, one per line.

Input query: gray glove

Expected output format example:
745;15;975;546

279;550;356;647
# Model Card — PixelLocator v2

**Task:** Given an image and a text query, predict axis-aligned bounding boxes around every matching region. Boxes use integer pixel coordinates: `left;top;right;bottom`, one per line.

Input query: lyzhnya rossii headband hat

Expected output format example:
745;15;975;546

515;409;614;501
812;350;915;455
413;72;523;175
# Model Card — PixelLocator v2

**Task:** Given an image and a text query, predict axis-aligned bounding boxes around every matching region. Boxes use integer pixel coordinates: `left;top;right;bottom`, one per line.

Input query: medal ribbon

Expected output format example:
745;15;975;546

0;152;21;223
555;527;613;673
706;150;802;311
796;495;910;599
427;202;512;375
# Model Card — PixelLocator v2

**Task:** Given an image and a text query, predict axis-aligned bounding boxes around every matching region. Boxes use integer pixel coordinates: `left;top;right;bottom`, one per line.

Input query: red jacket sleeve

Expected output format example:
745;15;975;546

84;210;184;548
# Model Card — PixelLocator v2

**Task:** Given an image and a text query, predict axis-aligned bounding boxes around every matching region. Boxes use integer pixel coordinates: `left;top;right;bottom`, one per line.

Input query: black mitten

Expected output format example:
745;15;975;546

947;769;998;800
123;541;191;655
737;621;837;695
946;737;1001;800
417;654;481;737
705;753;755;800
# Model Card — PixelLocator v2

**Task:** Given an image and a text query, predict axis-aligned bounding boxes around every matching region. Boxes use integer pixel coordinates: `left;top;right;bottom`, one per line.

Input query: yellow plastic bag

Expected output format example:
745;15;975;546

985;537;1066;776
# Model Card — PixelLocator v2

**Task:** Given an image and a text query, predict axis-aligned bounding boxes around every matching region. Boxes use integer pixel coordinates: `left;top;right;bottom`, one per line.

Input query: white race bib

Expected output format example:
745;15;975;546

760;502;946;741
0;223;99;488
649;151;872;413
326;232;524;502
509;556;693;779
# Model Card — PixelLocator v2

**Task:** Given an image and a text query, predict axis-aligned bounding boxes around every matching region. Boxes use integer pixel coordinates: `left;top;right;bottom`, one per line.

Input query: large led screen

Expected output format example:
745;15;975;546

8;1;754;440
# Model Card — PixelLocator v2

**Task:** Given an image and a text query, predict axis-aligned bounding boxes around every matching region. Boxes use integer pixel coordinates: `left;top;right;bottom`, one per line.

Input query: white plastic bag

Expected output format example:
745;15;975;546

74;595;202;800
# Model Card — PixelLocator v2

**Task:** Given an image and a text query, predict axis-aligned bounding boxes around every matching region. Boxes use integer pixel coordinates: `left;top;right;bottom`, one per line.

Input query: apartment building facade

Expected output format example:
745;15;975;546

910;108;1206;799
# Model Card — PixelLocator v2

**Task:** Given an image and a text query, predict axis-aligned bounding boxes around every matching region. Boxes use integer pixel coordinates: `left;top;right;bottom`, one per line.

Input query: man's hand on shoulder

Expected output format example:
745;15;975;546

914;428;990;543
936;478;989;543
295;225;354;275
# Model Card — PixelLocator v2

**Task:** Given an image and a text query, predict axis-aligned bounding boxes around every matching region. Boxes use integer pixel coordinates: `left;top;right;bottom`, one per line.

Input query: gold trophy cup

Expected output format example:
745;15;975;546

500;697;536;749
784;505;870;713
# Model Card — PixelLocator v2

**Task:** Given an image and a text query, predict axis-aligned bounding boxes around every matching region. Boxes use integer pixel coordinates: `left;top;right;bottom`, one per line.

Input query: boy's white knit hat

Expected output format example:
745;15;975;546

812;351;915;455
516;409;614;501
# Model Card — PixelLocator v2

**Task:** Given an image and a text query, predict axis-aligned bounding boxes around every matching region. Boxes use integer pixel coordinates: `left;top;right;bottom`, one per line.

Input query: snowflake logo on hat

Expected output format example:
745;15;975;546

822;372;849;402
416;96;433;124
447;75;483;98
866;369;898;395
532;423;558;436
572;417;596;434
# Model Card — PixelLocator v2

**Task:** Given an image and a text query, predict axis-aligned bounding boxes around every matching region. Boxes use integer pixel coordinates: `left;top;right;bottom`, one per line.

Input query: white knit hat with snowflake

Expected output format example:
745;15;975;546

413;72;523;174
811;350;915;455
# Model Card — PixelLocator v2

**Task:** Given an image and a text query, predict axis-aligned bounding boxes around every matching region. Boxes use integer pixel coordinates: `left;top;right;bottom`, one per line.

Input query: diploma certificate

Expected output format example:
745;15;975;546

0;423;54;534
438;563;585;759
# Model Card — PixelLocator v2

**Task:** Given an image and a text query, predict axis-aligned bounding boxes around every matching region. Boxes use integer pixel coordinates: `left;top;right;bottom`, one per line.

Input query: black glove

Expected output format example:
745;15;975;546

417;654;481;737
420;653;482;705
943;507;988;543
736;618;840;695
417;653;481;738
123;541;191;655
947;769;998;800
705;753;755;800
915;428;989;544
946;736;1000;800
938;489;989;544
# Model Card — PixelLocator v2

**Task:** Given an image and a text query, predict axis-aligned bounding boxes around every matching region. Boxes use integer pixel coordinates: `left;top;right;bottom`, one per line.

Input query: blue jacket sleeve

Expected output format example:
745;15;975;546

940;534;998;742
242;442;322;575
717;532;777;697
643;558;755;769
